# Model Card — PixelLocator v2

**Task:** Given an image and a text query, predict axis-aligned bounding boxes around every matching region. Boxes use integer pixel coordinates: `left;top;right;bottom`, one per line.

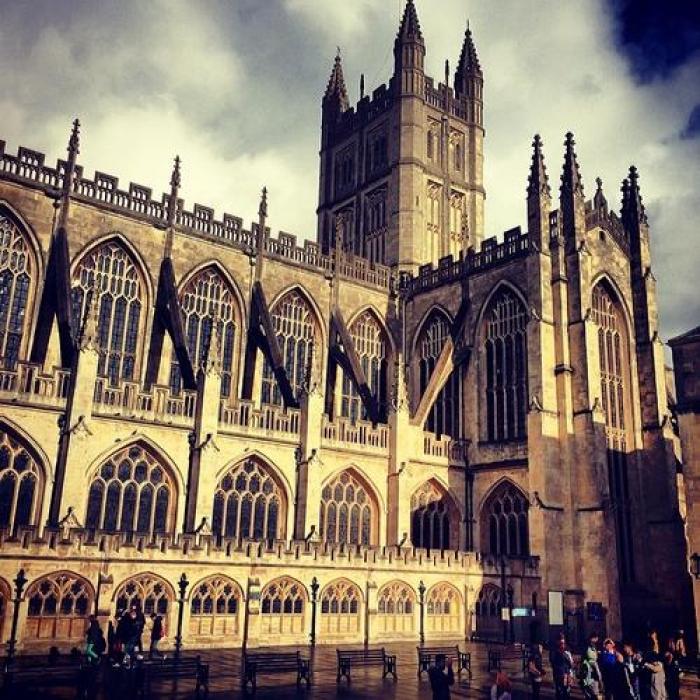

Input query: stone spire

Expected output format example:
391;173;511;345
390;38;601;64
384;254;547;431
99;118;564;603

593;176;608;216
560;131;584;199
67;118;81;161
167;155;181;226
323;50;349;112
622;165;647;227
394;0;425;94
396;0;423;45
527;134;551;199
454;20;482;93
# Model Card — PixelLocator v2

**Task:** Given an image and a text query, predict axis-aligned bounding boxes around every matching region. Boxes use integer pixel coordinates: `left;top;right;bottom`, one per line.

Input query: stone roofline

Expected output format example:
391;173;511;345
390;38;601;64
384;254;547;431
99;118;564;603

0;525;540;577
0;139;392;291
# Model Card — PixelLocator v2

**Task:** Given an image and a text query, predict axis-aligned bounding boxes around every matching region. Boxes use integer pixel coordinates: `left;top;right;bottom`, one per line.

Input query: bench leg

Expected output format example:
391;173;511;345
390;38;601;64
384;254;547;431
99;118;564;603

337;663;351;684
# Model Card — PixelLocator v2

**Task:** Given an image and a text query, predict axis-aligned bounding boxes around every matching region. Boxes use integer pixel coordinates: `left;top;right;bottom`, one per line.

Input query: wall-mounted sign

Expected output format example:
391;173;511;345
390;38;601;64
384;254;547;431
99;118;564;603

512;607;533;617
548;590;564;625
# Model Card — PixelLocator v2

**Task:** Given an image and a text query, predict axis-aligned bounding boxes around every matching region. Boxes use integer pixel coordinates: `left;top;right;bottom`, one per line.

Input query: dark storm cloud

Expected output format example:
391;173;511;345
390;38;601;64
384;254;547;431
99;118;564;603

607;0;700;81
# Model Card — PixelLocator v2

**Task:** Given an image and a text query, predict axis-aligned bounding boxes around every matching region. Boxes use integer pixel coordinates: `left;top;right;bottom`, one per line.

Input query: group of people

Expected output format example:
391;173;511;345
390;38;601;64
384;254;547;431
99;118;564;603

536;630;686;700
82;606;165;667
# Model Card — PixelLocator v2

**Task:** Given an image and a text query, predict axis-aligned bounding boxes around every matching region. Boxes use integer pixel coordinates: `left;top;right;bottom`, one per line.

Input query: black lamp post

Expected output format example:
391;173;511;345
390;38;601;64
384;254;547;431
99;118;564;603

507;584;515;644
418;580;426;646
5;568;28;670
310;577;319;647
690;553;700;579
175;573;189;660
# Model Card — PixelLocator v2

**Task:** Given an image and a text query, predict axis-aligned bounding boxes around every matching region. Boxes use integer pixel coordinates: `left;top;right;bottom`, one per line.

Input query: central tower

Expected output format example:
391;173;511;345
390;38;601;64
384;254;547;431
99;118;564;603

316;0;485;272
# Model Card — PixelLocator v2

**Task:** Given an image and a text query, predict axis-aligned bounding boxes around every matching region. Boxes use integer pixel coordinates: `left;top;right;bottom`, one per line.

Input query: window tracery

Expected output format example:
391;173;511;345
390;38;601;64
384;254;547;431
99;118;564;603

0;427;42;531
189;576;241;638
260;577;305;635
319;470;375;546
376;581;415;634
482;481;529;556
320;579;361;636
410;481;455;551
426;583;461;635
115;573;172;617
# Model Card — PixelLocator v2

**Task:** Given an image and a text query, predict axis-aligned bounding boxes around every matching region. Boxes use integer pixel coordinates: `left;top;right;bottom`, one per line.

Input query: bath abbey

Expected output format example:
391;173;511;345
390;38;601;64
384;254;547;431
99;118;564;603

0;0;693;654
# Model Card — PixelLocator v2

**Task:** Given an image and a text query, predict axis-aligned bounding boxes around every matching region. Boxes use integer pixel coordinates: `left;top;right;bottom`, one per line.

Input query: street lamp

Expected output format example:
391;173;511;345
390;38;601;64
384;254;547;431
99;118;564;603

175;573;189;660
507;584;515;644
418;580;426;646
310;577;319;647
5;568;28;670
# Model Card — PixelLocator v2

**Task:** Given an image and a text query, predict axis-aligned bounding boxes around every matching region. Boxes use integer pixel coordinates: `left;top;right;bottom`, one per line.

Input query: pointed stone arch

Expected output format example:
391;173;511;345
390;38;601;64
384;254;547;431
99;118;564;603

0;201;43;367
188;574;244;641
411;304;453;357
479;478;530;556
410;478;460;551
70;233;152;385
472;279;528;346
474;583;503;641
376;580;416;636
319;466;381;546
319;578;363;639
426;581;462;637
211;453;288;541
0;418;48;530
83;439;179;536
260;575;307;637
113;571;176;631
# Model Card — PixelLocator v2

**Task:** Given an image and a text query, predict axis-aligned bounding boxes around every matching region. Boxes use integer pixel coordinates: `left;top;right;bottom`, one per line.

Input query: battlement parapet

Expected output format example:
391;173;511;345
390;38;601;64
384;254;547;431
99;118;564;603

0;525;540;577
0;140;391;290
401;227;530;297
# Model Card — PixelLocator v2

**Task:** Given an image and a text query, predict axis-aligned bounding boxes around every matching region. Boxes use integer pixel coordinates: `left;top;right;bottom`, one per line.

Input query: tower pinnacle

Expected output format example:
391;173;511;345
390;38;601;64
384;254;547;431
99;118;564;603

560;132;584;198
527;134;550;199
324;50;349;112
454;20;482;89
396;0;423;45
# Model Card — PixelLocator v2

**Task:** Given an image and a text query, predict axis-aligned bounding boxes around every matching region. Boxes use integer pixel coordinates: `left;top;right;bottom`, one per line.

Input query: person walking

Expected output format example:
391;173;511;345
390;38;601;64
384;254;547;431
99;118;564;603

551;637;574;700
84;616;105;666
428;654;455;700
528;644;546;700
639;631;666;700
599;638;621;700
663;640;680;700
149;613;165;660
620;641;641;700
585;634;603;699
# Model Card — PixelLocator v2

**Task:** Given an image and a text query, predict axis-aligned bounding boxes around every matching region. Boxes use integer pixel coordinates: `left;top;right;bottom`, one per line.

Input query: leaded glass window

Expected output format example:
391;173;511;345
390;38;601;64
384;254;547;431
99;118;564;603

484;289;527;441
319;470;376;546
0;426;42;531
0;212;33;369
376;581;415;635
212;458;285;541
85;443;174;535
320;579;362;636
418;311;463;438
340;310;388;422
482;481;529;556
25;572;93;641
410;481;455;551
71;240;144;385
261;290;316;406
260;577;306;635
170;267;237;398
115;573;172;617
189;575;241;637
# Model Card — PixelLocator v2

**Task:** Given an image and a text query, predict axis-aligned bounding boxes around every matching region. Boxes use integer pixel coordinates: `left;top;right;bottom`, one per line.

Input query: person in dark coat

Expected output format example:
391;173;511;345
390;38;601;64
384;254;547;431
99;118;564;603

550;638;574;700
149;613;164;660
428;654;455;700
528;643;546;700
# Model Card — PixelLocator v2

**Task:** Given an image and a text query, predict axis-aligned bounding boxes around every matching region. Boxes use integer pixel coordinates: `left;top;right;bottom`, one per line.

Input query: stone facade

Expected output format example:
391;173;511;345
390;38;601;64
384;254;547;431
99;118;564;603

0;0;691;654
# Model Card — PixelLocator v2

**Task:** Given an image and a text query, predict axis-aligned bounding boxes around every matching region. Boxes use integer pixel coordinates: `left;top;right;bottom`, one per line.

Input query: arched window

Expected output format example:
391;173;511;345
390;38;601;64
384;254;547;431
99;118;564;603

320;579;362;637
483;289;528;442
376;581;415;635
410;481;457;551
0;211;34;369
260;577;306;636
170;267;238;399
426;583;461;636
341;310;388;422
85;443;175;536
212;457;285;541
591;281;634;583
189;575;242;639
115;573;173;620
0;426;43;531
482;481;529;556
418;311;463;439
319;470;377;546
474;584;502;641
261;290;316;406
25;572;93;641
71;240;145;386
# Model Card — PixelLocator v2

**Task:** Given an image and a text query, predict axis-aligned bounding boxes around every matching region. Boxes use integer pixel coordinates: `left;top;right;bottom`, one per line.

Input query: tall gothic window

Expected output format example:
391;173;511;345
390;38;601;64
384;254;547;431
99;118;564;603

170;267;237;398
0;426;42;531
320;579;362;637
319;470;376;546
410;481;456;551
189;575;241;639
261;290;316;406
484;289;528;442
376;581;415;635
212;457;285;541
25;572;93;641
0;211;34;369
591;281;634;583
482;481;529;556
426;583;461;636
85;443;175;536
115;573;172;619
418;312;463;439
71;240;145;386
260;577;306;636
474;584;503;641
341;310;388;422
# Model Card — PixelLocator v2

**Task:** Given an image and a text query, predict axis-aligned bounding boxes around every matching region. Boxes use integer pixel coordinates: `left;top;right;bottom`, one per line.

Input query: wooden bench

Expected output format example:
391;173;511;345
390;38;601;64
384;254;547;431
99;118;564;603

336;647;397;683
242;650;311;692
1;663;97;698
138;656;209;697
416;645;472;678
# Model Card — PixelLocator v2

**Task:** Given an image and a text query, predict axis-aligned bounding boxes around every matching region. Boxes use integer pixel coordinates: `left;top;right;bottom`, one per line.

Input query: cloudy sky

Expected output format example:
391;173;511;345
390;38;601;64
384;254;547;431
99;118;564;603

1;0;698;341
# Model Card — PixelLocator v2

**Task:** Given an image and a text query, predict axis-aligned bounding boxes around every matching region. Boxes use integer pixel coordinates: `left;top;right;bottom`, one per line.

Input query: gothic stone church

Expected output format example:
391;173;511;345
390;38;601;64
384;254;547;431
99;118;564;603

0;0;691;651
